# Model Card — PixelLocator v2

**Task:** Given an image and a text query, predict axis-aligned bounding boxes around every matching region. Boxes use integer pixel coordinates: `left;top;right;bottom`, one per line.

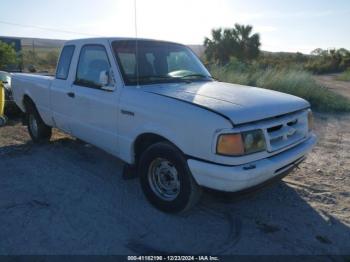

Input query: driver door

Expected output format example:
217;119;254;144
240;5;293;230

70;44;119;156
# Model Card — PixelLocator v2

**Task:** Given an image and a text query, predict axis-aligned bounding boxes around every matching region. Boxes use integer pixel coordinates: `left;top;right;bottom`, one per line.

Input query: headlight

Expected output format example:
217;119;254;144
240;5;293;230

308;110;313;132
242;130;266;154
217;130;266;156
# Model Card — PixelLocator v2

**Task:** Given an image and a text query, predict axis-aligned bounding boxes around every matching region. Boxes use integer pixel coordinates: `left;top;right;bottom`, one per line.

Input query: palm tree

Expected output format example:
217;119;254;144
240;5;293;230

231;24;261;60
204;24;261;64
204;28;232;65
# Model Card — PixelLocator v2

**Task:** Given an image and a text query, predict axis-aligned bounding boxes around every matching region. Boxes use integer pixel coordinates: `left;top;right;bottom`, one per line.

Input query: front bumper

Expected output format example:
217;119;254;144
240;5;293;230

188;134;317;192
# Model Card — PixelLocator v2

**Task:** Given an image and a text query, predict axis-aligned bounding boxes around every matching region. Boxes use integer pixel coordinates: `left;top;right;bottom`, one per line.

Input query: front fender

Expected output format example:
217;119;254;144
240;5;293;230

118;122;185;164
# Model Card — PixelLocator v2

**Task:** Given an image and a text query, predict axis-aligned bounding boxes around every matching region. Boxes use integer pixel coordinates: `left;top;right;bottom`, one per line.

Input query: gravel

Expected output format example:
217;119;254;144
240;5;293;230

0;114;349;255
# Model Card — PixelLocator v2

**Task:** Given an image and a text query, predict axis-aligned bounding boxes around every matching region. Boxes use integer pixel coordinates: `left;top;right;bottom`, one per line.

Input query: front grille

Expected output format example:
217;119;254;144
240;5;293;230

261;110;308;152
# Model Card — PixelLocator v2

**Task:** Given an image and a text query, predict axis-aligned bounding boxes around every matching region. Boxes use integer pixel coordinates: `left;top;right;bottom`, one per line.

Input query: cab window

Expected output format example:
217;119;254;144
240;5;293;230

56;45;75;80
75;45;111;88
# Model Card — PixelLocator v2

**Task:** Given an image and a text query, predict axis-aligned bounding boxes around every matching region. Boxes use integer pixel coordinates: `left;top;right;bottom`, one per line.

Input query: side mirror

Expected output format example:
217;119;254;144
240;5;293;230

99;70;109;86
99;70;116;91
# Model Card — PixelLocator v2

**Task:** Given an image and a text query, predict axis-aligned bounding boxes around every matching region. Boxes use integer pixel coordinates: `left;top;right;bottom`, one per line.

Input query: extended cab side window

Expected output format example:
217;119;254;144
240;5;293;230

75;45;111;89
56;45;75;80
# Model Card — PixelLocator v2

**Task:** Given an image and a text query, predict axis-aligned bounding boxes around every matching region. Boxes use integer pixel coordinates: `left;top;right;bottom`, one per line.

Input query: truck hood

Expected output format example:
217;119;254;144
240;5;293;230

142;81;310;125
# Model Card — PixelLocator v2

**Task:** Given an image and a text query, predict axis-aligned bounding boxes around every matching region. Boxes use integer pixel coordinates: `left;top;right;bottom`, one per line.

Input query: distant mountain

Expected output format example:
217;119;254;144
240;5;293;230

188;45;205;57
21;37;65;48
0;36;66;49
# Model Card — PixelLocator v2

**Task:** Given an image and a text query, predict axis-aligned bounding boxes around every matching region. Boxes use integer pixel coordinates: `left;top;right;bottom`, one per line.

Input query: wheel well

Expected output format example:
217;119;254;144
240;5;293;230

133;133;176;164
22;95;39;125
23;95;35;113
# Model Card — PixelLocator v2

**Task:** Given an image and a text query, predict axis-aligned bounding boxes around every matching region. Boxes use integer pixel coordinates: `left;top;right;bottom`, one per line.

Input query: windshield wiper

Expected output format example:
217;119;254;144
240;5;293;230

179;74;218;81
129;74;218;84
134;75;172;80
130;75;190;83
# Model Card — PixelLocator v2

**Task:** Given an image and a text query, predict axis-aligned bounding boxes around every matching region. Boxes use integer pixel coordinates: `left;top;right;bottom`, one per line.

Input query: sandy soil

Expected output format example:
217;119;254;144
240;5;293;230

314;74;350;99
0;113;349;256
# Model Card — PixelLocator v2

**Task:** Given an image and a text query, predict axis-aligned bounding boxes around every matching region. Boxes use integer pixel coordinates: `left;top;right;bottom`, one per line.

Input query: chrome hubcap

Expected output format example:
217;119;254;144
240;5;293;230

29;114;39;138
148;158;180;201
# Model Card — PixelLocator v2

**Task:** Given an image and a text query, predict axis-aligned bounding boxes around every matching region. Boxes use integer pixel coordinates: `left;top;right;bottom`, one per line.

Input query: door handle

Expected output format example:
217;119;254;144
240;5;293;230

67;92;75;98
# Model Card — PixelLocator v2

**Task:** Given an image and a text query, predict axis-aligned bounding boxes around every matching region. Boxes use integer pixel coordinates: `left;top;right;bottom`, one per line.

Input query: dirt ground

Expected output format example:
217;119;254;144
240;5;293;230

314;74;350;99
0;74;349;256
0;111;349;256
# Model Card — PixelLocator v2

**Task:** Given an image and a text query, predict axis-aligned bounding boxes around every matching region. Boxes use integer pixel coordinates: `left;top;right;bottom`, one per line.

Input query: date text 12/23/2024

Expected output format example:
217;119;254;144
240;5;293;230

127;256;220;261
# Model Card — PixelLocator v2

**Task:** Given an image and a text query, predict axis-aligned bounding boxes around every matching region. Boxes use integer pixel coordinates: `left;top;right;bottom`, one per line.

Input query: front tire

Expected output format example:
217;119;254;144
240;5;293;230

27;108;52;143
139;142;201;213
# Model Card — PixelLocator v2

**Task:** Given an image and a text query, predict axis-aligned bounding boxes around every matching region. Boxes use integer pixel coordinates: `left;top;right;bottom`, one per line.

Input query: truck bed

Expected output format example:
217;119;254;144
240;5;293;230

12;73;54;122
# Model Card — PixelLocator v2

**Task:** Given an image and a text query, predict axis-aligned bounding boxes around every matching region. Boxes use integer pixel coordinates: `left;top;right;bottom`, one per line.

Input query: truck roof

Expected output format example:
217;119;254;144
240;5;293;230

64;37;182;46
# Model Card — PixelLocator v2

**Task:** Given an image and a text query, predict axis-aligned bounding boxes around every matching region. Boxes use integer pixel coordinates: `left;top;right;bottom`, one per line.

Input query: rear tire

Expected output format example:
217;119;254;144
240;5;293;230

139;142;201;213
26;105;52;143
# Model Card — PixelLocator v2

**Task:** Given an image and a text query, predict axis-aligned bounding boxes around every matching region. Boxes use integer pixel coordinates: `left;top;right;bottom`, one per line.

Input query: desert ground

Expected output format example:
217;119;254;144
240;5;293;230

315;74;350;100
0;76;349;256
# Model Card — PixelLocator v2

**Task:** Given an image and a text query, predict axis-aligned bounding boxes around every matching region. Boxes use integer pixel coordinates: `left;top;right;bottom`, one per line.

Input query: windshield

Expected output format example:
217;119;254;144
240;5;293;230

112;40;212;85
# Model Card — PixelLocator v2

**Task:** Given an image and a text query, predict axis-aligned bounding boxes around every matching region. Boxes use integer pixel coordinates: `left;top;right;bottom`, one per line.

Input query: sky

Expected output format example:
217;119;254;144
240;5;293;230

0;0;349;53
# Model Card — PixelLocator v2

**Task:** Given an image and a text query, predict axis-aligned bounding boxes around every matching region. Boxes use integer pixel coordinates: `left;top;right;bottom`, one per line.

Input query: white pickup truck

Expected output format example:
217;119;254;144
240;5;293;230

12;38;316;213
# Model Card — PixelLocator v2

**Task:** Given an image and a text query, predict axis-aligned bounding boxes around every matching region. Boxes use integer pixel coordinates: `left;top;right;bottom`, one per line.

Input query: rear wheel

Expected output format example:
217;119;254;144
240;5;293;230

26;106;52;143
139;142;201;213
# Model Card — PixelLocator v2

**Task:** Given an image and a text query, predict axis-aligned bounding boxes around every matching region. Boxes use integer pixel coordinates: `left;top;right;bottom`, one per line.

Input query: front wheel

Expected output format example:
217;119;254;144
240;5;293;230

27;110;52;143
139;142;202;213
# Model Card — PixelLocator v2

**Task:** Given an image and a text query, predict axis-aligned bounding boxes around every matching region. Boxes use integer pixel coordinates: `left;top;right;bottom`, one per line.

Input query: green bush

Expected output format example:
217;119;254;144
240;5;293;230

210;63;350;112
304;59;339;74
305;48;350;74
336;70;350;81
0;41;17;70
21;49;60;73
257;52;307;71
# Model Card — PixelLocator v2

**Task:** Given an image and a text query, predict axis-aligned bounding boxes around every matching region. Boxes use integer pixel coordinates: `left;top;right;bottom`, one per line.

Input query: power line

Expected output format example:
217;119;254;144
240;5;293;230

0;20;101;37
